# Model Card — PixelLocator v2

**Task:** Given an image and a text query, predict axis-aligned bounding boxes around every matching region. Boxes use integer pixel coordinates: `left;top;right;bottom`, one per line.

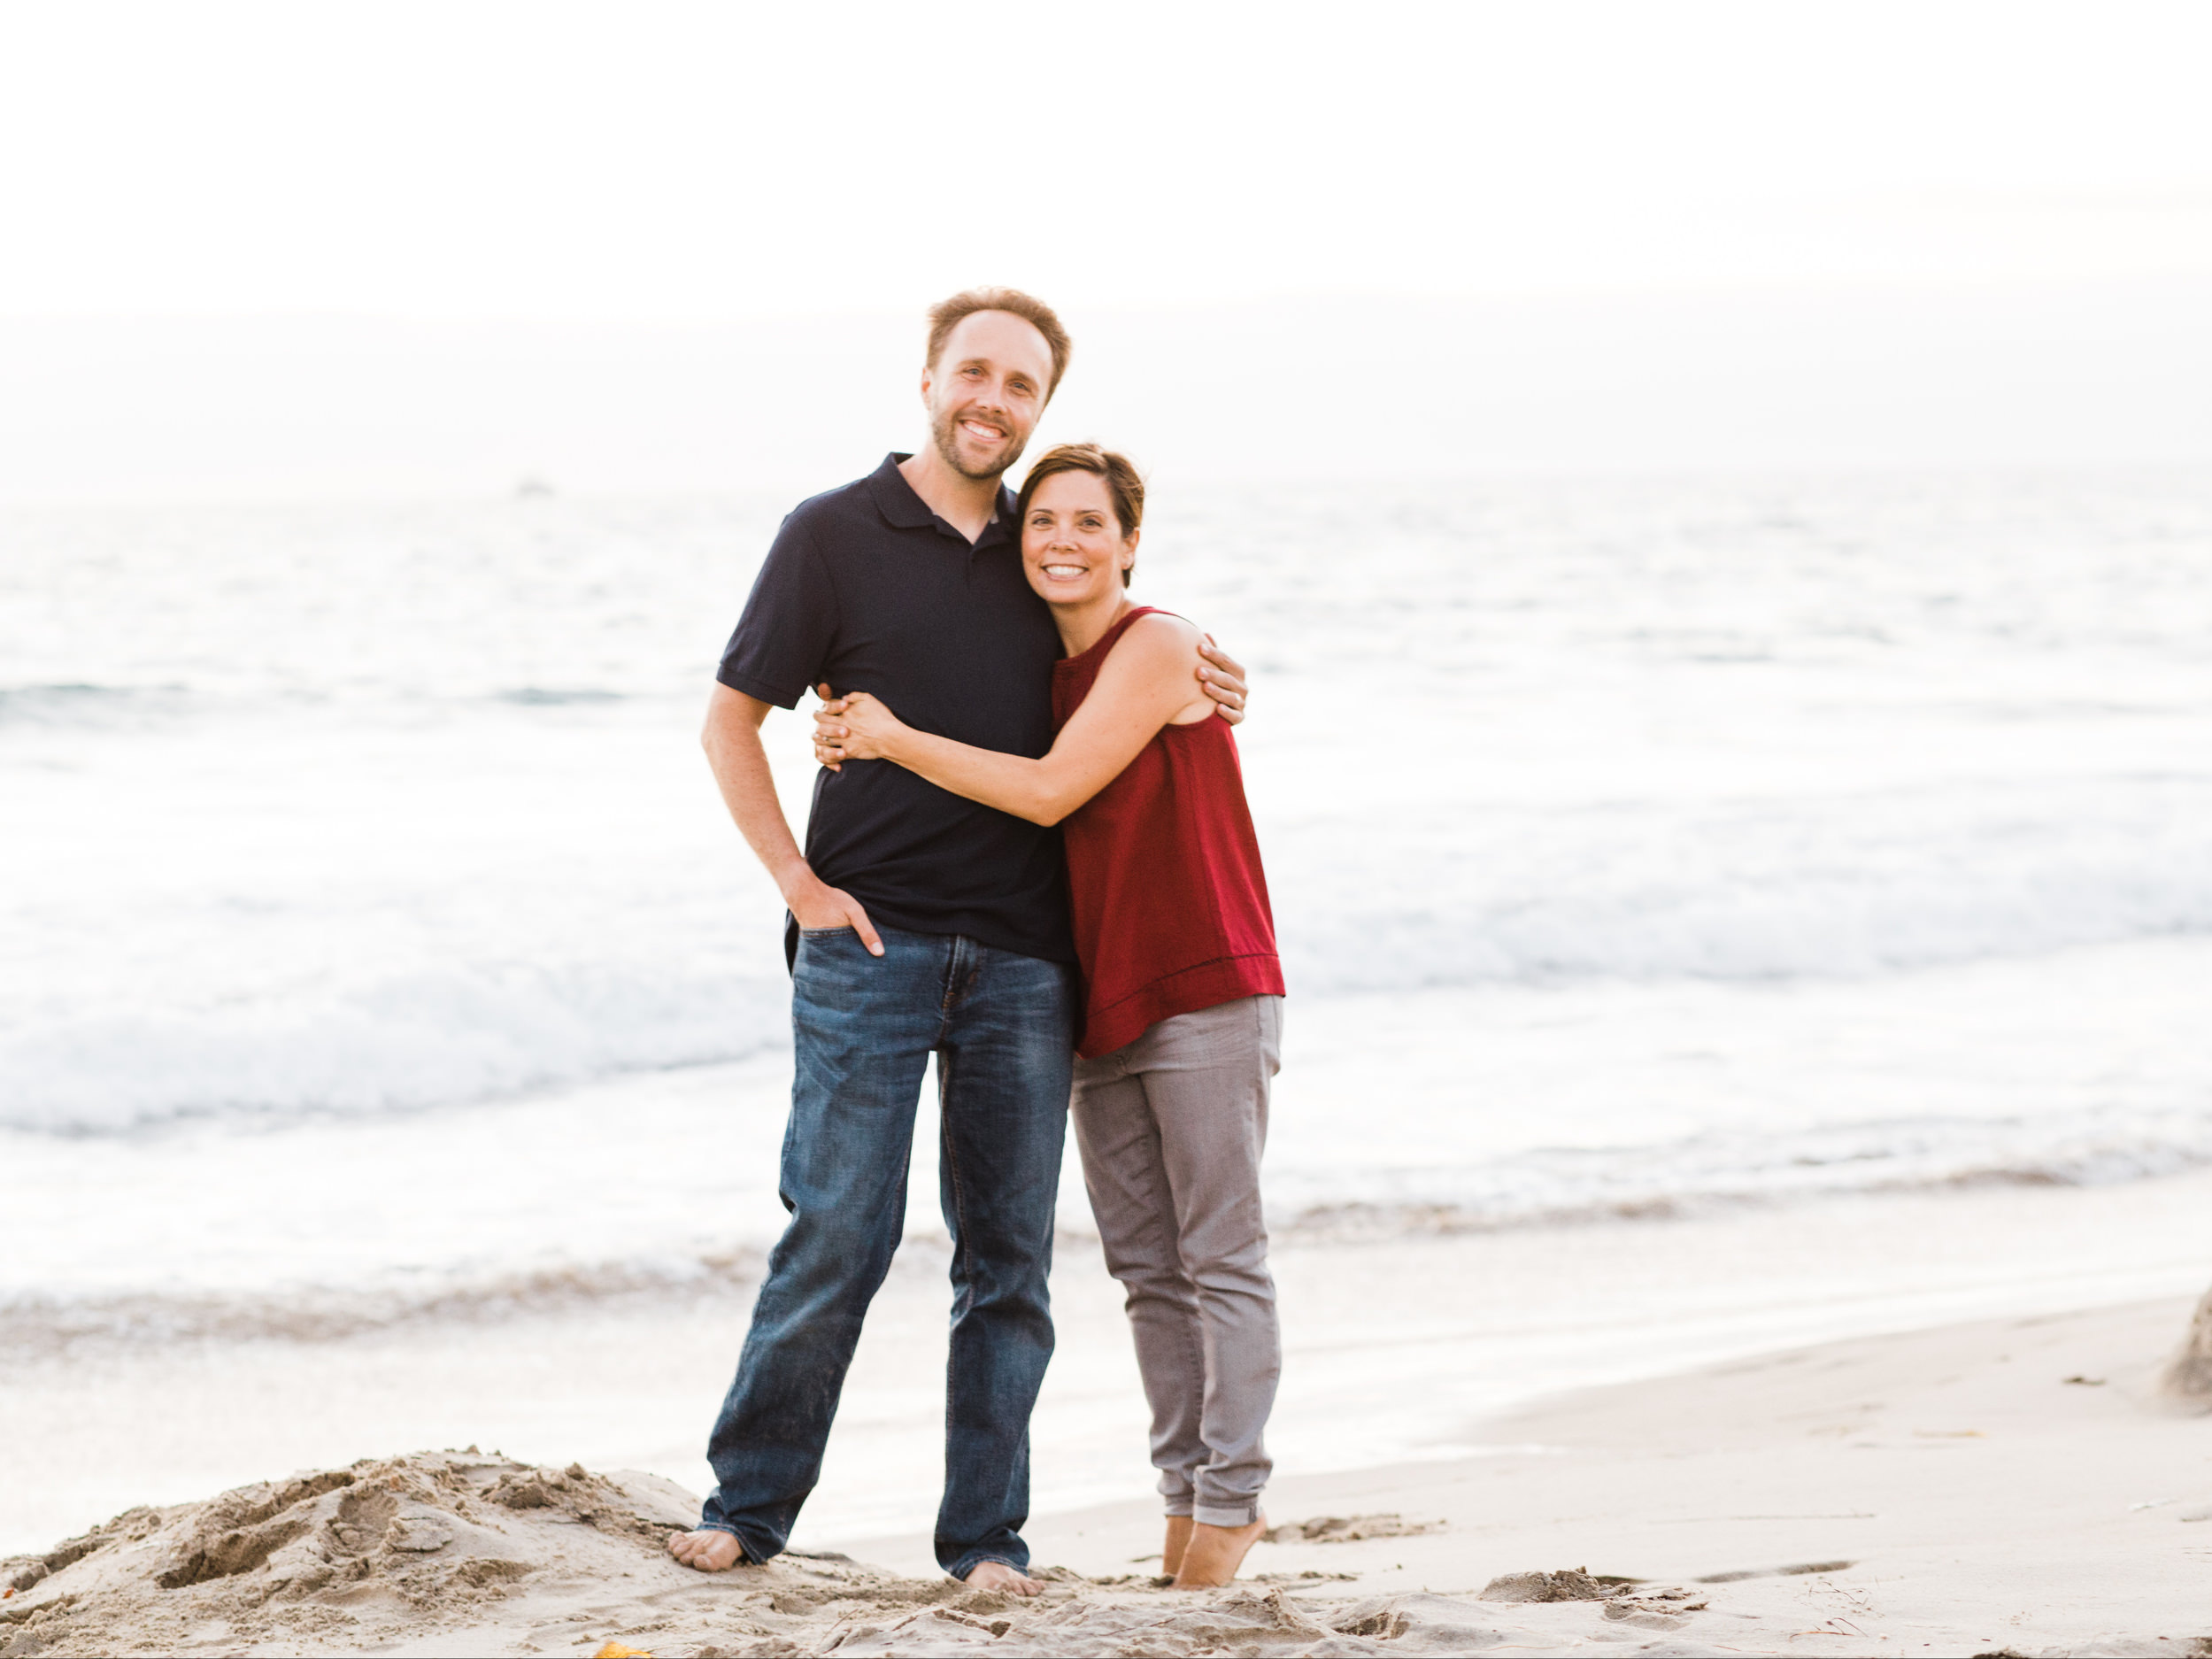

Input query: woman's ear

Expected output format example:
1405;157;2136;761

1121;528;1140;571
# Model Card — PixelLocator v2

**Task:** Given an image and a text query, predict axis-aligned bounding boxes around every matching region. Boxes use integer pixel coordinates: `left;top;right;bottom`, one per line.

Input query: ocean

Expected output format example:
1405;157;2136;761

6;466;2212;1350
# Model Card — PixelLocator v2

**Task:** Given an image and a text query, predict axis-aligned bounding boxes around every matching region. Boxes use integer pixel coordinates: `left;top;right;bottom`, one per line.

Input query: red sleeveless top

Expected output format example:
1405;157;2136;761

1052;607;1285;1059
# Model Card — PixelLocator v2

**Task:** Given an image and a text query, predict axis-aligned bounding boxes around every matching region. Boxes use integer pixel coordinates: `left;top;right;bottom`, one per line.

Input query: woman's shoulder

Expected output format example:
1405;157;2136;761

1114;608;1206;658
1094;609;1212;721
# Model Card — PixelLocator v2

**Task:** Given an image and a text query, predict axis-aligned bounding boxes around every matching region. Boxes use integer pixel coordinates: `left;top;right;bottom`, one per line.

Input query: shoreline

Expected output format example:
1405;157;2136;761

835;1292;2212;1651
7;1166;2212;1563
9;1294;2208;1655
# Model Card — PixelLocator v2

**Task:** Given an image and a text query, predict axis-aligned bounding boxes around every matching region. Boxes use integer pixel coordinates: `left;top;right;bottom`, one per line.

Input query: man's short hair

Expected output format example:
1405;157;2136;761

927;288;1072;397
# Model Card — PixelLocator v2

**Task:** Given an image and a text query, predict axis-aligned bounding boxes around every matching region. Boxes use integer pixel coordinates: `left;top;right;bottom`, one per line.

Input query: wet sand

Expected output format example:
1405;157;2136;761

12;1164;2212;1571
8;1295;2210;1655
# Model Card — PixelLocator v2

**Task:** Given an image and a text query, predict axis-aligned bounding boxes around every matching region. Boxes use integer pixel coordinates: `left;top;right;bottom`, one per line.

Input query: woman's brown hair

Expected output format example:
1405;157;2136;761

1014;444;1145;588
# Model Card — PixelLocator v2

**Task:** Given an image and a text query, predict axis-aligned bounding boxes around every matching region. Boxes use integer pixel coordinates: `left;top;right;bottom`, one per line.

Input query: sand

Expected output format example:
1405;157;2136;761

14;1166;2212;1571
9;1295;2211;1657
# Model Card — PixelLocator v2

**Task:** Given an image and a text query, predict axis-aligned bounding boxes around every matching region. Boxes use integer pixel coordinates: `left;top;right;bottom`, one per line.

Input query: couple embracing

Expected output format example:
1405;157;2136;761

667;289;1286;1593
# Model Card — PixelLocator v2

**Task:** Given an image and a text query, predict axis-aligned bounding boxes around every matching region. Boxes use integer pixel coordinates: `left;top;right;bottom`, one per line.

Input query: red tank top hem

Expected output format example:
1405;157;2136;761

1082;952;1288;1061
1052;607;1285;1061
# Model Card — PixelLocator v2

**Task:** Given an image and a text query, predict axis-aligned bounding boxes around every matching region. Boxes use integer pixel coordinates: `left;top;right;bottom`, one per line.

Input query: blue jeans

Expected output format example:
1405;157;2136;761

699;923;1076;1578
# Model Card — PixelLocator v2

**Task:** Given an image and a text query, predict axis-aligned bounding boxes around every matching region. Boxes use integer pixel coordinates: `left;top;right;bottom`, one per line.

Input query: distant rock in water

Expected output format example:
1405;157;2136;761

513;476;555;498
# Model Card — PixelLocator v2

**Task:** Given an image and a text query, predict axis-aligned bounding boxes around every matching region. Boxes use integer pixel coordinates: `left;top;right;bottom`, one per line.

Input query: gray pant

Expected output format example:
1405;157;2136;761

1071;994;1283;1527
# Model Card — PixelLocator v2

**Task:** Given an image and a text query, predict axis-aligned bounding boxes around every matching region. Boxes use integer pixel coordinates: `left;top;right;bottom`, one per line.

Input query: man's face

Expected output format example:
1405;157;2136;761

921;311;1053;482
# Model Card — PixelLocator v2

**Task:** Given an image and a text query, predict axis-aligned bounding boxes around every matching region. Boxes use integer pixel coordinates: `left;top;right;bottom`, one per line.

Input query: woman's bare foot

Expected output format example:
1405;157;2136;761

667;1529;745;1571
1160;1514;1194;1578
960;1559;1045;1596
1170;1515;1267;1588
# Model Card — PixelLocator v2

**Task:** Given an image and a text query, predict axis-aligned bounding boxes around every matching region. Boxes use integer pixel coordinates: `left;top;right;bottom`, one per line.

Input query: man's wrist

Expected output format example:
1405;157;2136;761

775;861;819;906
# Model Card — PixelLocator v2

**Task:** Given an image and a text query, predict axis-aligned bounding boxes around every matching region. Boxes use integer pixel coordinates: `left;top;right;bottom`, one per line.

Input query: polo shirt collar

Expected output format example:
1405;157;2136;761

869;452;1016;544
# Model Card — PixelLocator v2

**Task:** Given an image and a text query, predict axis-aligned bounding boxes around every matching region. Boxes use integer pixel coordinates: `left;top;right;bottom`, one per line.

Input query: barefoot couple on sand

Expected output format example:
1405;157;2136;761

667;289;1286;1594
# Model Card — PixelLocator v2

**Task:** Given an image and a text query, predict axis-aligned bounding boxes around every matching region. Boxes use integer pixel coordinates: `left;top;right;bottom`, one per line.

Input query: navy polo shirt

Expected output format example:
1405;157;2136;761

717;454;1074;964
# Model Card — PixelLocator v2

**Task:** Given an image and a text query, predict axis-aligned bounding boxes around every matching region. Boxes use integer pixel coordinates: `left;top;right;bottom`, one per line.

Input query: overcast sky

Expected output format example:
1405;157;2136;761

5;0;2209;318
3;2;2208;497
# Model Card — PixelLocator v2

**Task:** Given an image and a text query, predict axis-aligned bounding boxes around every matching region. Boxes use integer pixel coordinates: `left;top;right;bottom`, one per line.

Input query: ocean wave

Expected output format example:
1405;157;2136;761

8;830;2210;1135
0;1248;767;1362
7;475;2210;1136
1265;1105;2212;1238
0;682;190;728
12;1105;2208;1352
492;687;628;706
0;961;790;1136
1276;791;2212;992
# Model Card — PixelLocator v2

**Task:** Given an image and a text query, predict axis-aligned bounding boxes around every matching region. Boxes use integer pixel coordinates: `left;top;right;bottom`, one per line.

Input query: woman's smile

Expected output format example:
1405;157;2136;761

1021;466;1139;635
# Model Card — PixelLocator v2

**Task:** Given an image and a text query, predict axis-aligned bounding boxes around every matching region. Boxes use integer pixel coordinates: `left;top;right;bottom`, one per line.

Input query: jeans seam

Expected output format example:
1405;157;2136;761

938;933;972;1029
938;1041;971;1486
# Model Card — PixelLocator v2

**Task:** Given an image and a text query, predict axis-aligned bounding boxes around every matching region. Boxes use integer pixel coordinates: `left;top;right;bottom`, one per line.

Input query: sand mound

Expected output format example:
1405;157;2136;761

1;1454;1710;1655
1477;1567;1630;1603
1;1450;732;1655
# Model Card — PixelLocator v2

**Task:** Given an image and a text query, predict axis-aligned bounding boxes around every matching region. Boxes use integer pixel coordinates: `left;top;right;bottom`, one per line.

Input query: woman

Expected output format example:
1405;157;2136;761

815;443;1285;1589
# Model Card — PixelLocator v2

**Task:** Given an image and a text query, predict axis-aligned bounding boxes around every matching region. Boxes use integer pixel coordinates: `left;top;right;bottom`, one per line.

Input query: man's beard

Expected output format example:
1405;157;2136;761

929;401;1026;482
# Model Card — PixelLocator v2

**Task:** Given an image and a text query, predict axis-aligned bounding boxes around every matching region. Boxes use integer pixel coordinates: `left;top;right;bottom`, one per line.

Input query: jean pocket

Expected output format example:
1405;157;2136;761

800;925;853;938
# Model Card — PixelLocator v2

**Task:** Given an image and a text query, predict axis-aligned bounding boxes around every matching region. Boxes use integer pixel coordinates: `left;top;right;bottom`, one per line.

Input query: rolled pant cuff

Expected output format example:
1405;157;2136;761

1193;1502;1260;1528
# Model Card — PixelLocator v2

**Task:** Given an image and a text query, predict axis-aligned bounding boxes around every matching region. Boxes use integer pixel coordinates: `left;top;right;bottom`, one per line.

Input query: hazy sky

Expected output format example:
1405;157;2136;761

4;3;2209;498
4;0;2208;320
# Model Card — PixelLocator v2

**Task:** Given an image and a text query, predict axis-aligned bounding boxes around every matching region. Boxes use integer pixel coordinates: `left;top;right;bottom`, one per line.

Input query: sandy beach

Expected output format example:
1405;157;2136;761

8;471;2212;1655
9;1162;2212;1657
8;1293;2208;1656
11;5;2212;1650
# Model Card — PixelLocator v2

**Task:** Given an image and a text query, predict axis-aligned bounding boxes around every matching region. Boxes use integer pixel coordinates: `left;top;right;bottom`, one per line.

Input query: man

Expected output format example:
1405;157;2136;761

667;289;1248;1592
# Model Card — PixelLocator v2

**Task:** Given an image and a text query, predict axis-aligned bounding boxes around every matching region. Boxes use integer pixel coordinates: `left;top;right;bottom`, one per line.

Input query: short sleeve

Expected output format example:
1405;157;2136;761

716;513;837;709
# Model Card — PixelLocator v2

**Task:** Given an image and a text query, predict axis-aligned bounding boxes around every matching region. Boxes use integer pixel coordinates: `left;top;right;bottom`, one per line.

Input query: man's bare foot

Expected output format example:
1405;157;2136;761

667;1528;745;1572
1160;1514;1194;1578
960;1559;1045;1597
1170;1515;1267;1588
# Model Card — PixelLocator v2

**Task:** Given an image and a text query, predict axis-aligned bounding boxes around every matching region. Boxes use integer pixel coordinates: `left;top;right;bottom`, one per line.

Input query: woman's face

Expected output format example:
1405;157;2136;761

1021;469;1136;606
